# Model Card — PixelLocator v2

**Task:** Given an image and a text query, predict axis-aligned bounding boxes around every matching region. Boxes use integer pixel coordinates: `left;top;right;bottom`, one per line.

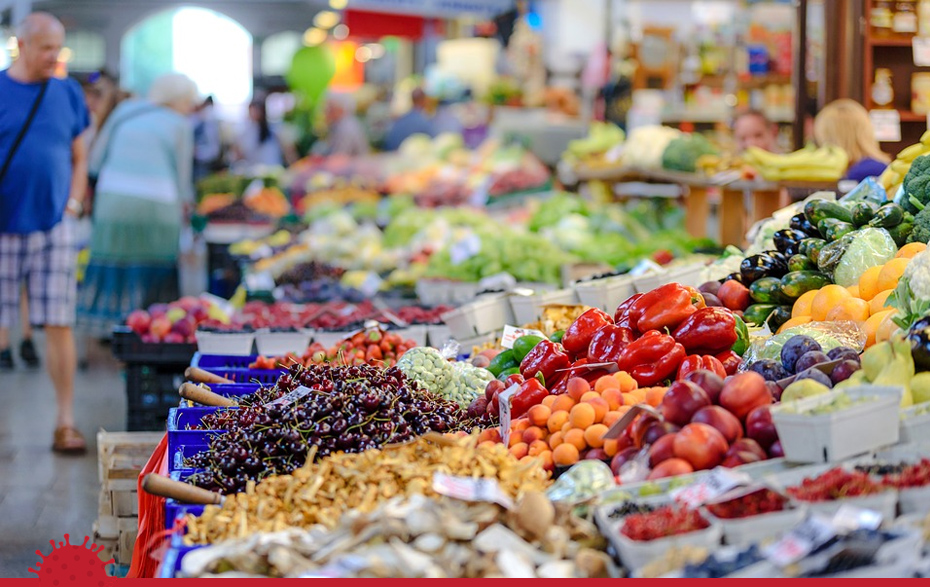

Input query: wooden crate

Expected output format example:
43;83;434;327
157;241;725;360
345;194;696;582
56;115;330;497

111;490;138;517
97;430;162;491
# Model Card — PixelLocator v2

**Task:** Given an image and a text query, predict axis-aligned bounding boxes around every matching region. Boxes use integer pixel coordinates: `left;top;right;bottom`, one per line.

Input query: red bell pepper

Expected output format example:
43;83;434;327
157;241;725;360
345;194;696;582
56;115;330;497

628;283;703;333
672;307;738;354
519;339;570;386
587;323;635;364
561;308;613;355
716;350;742;376
614;293;643;328
510;378;549;418
550;358;611;395
617;331;686;386
676;354;727;380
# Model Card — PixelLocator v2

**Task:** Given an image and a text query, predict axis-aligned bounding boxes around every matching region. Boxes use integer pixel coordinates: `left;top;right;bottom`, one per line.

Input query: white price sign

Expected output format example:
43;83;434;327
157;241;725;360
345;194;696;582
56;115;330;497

498;383;520;447
265;385;316;407
869;109;902;143
449;233;482;265
763;513;836;567
499;325;547;349
914;36;930;66
671;467;751;508
432;472;514;509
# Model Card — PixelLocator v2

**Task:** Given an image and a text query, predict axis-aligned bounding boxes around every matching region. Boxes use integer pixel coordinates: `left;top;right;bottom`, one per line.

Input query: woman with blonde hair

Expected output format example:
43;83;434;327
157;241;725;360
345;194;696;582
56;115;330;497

77;73;198;335
814;99;890;182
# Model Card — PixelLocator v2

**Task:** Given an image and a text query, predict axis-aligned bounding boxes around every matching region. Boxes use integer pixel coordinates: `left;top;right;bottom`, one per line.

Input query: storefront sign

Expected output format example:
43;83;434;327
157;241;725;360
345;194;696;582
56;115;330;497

869;109;902;143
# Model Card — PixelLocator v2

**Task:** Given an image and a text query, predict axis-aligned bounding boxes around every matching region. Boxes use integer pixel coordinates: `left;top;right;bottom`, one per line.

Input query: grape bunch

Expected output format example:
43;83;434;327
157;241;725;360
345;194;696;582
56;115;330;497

186;363;470;494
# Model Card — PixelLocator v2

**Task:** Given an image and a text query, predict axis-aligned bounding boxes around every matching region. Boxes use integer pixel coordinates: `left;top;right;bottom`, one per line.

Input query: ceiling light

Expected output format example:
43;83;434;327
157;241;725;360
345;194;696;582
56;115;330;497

329;0;348;9
303;27;327;46
314;10;340;29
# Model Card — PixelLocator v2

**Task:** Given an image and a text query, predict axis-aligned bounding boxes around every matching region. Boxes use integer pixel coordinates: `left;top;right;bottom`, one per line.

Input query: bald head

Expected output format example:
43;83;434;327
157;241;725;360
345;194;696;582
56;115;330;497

12;12;65;82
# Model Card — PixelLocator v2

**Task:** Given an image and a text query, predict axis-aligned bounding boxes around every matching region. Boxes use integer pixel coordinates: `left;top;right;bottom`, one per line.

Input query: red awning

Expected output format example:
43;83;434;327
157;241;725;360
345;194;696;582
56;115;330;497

343;9;445;40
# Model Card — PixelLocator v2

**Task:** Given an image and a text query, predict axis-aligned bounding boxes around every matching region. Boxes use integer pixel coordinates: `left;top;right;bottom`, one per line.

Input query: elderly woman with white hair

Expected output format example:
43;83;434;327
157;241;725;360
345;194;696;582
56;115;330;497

77;72;198;335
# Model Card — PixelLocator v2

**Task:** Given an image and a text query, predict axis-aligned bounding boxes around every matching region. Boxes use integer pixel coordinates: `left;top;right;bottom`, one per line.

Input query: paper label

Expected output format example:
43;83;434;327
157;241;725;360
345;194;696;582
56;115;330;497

763;513;837;567
671;467;751;508
244;271;275;292
358;272;383;298
555;361;620;375
450;233;482;265
432;472;514;509
498;384;520;446
869;109;902;143
831;504;882;532
602;404;662;440
914;36;930;66
500;325;547;349
265;385;315;407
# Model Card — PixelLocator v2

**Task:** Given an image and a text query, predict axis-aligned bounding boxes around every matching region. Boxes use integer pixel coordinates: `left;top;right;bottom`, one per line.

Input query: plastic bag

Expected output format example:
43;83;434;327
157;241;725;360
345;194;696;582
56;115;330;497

833;227;898;287
840;177;888;205
740;320;866;367
546;460;615;504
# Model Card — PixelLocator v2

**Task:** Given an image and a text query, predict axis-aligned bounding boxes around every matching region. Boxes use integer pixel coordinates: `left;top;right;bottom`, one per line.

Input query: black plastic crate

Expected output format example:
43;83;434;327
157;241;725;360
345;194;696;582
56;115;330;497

112;326;198;364
125;362;187;432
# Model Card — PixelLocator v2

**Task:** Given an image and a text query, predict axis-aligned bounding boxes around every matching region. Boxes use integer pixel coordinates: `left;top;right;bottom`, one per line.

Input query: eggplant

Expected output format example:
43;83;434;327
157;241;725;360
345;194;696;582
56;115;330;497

908;316;930;372
766;251;790;273
773;229;809;256
740;253;788;284
723;272;744;285
789;213;821;237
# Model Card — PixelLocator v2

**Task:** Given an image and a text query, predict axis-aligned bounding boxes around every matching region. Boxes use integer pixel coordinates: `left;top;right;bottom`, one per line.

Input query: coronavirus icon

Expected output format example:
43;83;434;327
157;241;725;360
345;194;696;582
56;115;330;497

29;534;114;586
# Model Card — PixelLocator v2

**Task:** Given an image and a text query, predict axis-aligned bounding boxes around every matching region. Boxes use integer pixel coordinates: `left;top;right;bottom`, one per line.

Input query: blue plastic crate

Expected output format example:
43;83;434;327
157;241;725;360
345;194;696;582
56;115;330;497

165;470;208;530
167;407;229;468
190;352;284;385
178;382;262;407
169;441;210;473
191;353;258;369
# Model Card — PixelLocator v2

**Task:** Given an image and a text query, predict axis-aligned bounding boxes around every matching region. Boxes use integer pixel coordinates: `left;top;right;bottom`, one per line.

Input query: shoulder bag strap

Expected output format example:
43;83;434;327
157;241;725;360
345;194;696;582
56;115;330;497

0;80;50;185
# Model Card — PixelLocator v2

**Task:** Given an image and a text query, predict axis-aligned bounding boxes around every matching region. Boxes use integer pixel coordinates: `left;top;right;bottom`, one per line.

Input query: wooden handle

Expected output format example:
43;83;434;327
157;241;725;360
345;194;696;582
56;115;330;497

185;366;232;384
141;473;224;505
179;382;237;407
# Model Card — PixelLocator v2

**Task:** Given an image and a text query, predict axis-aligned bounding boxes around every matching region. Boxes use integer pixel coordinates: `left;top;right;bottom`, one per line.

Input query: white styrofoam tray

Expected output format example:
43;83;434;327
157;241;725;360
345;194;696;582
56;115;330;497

899;406;930;444
770;385;902;463
703;506;806;547
312;329;355;349
849;444;930;516
426;323;452;348
194;331;255;356
632;262;706;294
573;275;635;312
254;330;312;356
441;294;513;339
509;288;579;324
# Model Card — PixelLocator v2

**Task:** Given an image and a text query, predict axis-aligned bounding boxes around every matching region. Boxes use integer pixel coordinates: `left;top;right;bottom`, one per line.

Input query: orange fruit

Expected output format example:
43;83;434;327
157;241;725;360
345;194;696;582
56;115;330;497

792;289;818;318
584;397;609;423
603;410;623;427
536;450;554;471
478;440;498;450
569;402;596;429
811;285;853;321
583;424;609;448
509;442;528;459
562;428;587;451
603;438;620;457
876;310;901;344
644;387;667;407
825;297;870;324
628;388;647;404
508;430;524;447
550;395;576;413
547;410;569;433
877;258;909;292
858;266;883;301
593;375;615;394
621;392;640;407
478;428;502;443
547;431;564;449
863;309;894;348
580;391;601;403
528;439;549;456
896;242;926;259
541;395;557;409
846;284;860;298
600;387;624;410
777;315;812;334
614;371;638;392
561;422;572;434
512;419;531;432
527;404;552;428
522;426;547;444
614;405;632;418
869;289;894;316
568;377;591;399
552;443;580;466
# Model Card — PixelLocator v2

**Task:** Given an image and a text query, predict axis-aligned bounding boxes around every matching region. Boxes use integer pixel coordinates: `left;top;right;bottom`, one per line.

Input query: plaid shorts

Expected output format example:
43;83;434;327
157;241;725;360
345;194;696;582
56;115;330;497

0;219;78;327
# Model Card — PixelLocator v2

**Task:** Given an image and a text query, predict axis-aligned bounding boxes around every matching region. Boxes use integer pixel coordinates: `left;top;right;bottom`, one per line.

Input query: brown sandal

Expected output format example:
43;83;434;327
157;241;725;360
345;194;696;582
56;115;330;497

53;426;87;454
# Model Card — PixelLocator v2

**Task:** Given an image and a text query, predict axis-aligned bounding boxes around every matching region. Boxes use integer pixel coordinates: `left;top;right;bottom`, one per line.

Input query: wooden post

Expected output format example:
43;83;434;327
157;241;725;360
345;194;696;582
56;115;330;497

719;188;746;247
751;189;782;227
684;185;709;239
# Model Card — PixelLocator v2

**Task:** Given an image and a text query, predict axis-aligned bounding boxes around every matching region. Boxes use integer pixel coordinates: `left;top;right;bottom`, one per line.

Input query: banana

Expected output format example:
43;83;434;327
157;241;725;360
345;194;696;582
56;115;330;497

891;159;913;176
895;142;930;163
921;129;930;146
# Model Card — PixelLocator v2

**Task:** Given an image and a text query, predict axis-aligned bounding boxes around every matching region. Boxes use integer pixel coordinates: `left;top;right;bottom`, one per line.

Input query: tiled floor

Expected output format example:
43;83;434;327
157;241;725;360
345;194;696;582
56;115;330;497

0;337;127;578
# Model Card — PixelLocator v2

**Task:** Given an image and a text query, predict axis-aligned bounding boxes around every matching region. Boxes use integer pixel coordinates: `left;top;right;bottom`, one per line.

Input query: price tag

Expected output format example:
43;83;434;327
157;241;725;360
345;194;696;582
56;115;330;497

914;36;930;66
499;325;547;349
831;504;883;532
338;304;358;317
498;383;520;447
450;233;482;265
869;109;902;143
555;361;620;375
265;385;316;407
432;472;514;509
602;404;662;440
358;272;383;298
244;271;275;292
763;513;837;567
671;467;751;508
468;177;492;208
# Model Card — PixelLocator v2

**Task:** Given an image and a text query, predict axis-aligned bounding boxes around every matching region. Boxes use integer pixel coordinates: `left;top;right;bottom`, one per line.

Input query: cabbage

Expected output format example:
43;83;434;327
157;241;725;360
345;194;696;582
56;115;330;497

833;227;898;287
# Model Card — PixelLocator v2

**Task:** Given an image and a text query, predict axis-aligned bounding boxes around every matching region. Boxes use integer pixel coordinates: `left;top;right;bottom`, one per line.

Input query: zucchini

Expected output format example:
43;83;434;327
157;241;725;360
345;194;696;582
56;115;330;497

851;201;878;227
887;222;914;247
780;270;832;299
817;218;855;242
804;239;827;264
744;303;778;326
868;203;905;228
804;200;854;226
750;277;787;304
768;305;793;331
787;254;816;272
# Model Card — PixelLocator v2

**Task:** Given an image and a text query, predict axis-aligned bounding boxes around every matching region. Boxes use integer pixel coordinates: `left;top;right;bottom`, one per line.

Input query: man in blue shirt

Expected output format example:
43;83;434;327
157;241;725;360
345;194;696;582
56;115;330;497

0;12;90;452
384;88;435;151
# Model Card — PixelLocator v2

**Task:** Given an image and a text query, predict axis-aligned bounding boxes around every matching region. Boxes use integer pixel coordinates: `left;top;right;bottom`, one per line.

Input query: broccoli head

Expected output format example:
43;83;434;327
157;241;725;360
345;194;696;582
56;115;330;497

661;134;718;173
903;153;930;215
908;205;930;245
